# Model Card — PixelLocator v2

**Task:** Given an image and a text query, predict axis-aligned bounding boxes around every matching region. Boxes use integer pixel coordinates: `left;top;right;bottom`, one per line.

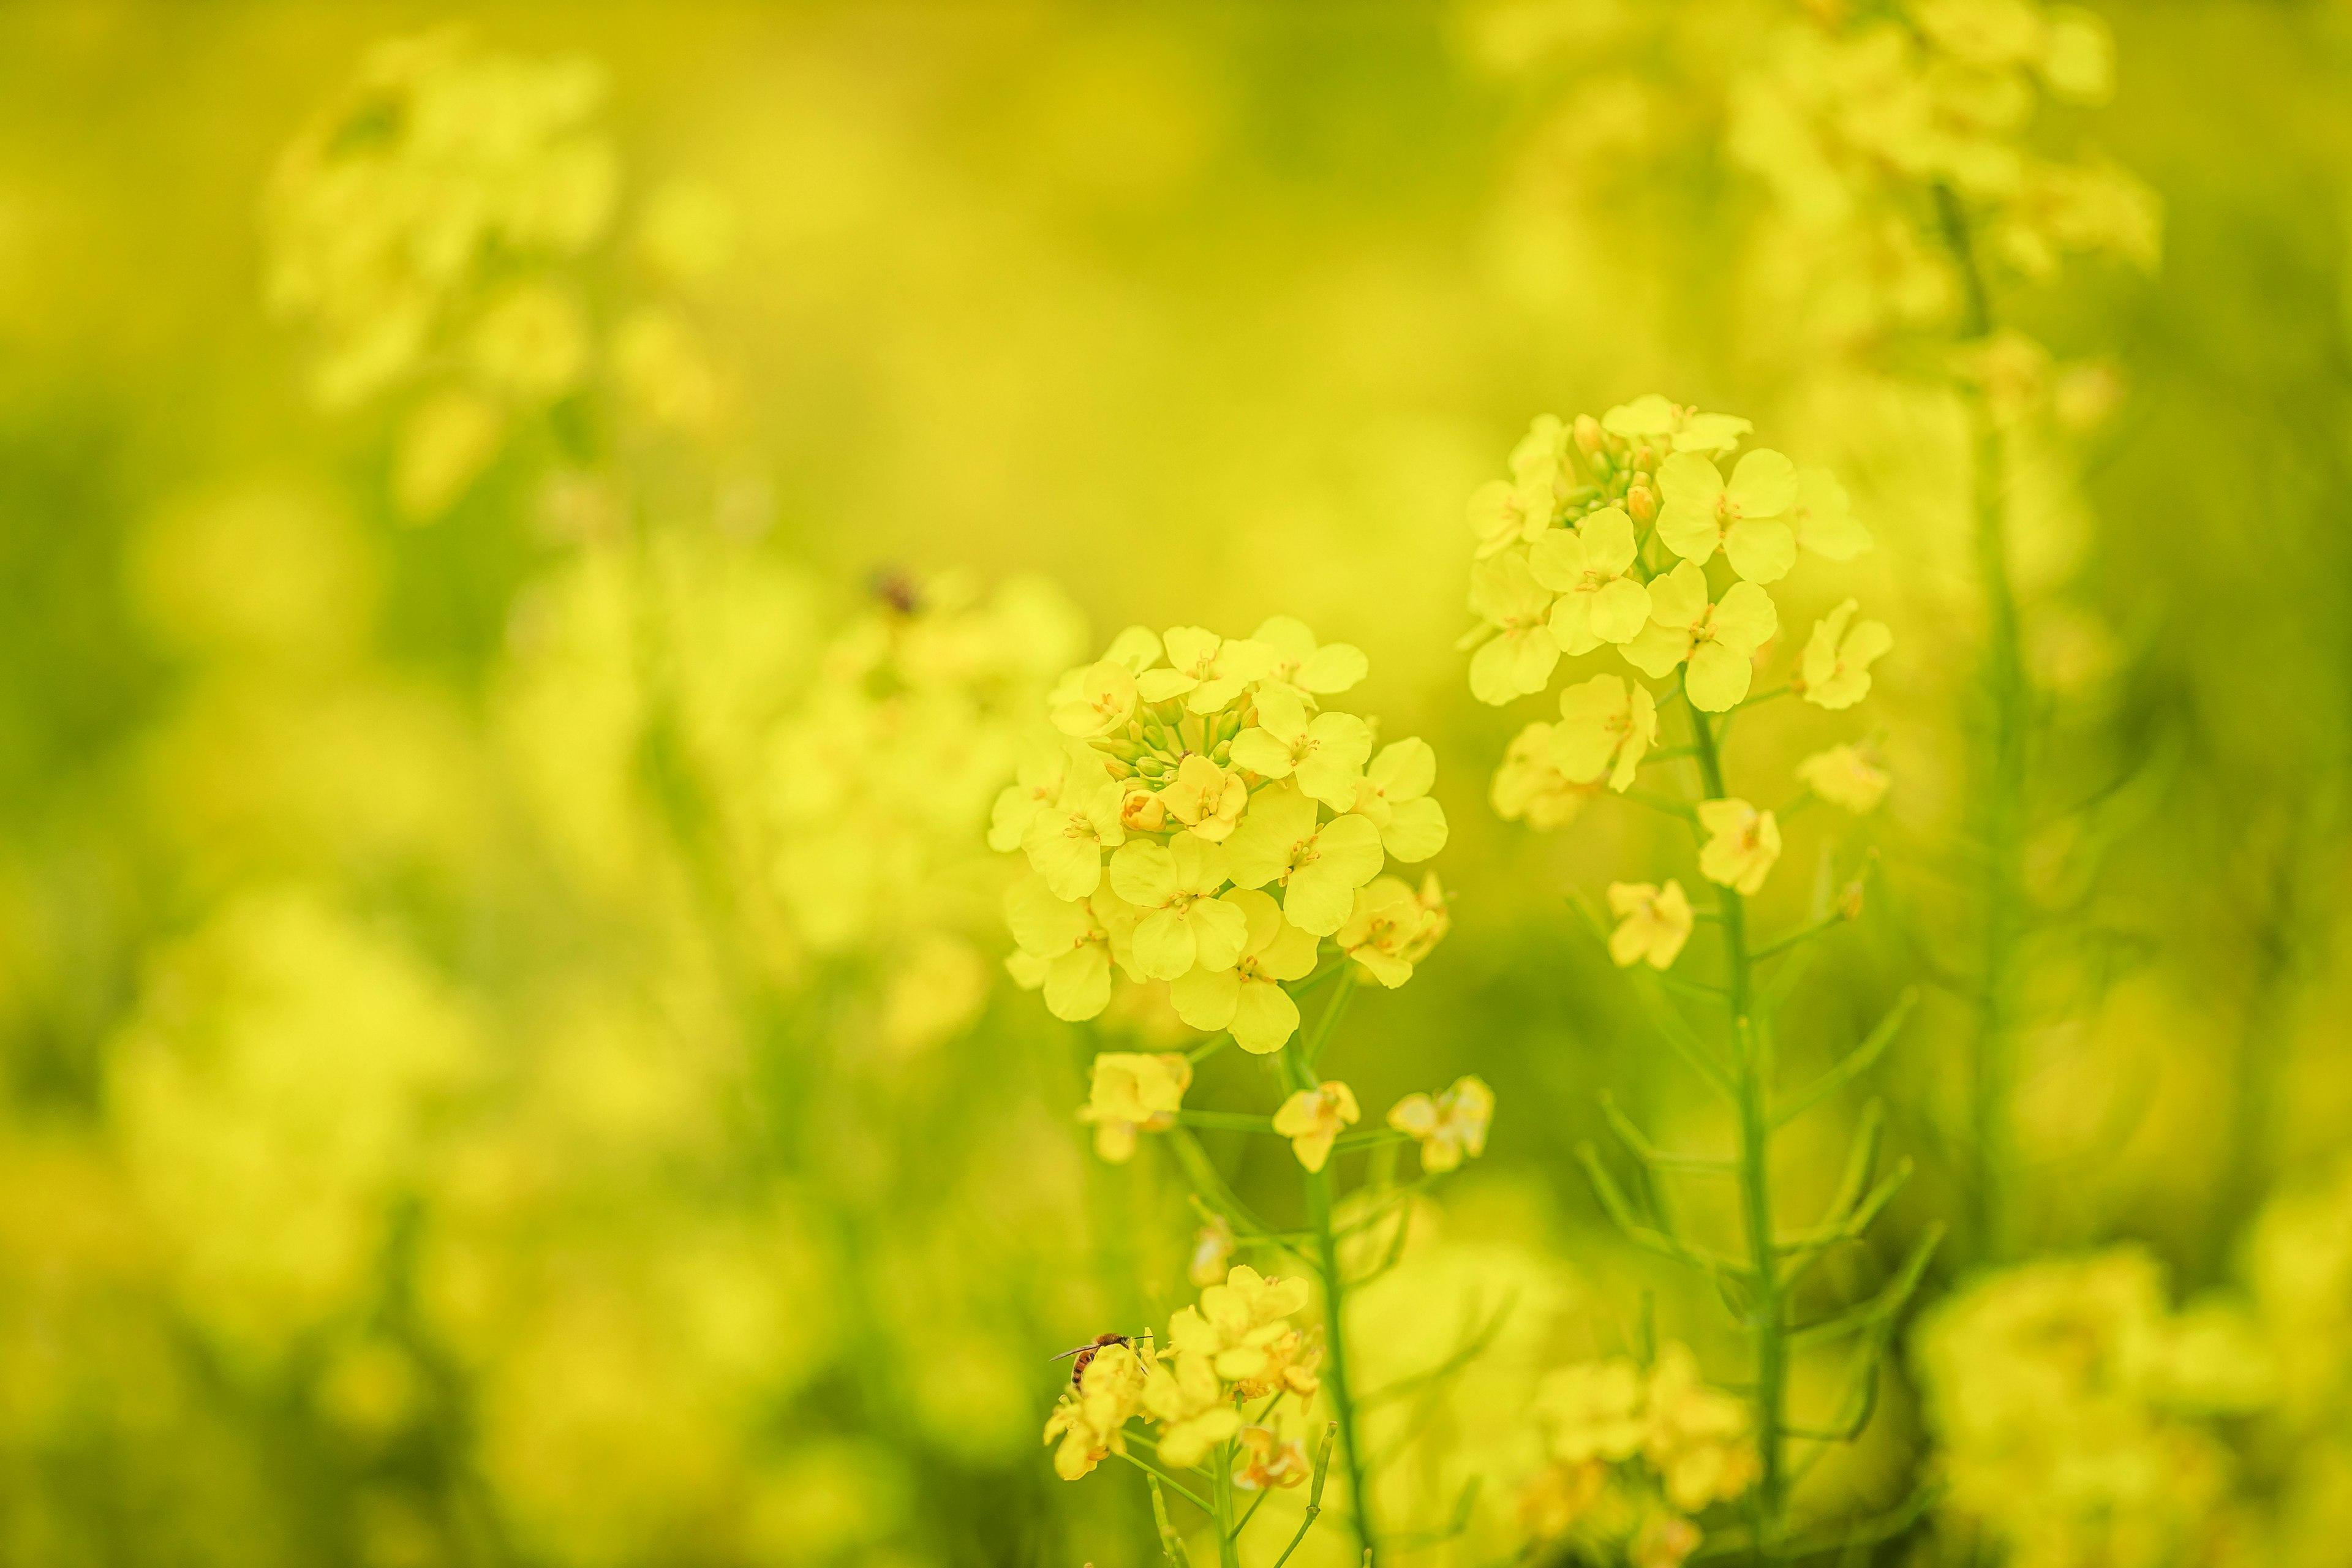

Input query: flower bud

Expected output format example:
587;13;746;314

1627;484;1657;524
1838;878;1867;922
1574;413;1604;456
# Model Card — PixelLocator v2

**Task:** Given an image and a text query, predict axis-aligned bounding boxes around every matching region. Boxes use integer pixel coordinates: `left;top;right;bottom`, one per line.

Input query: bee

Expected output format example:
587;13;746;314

1050;1332;1147;1387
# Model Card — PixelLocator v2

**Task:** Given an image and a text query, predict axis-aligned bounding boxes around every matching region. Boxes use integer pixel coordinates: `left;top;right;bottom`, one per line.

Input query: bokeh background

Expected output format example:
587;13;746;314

2;2;2351;1564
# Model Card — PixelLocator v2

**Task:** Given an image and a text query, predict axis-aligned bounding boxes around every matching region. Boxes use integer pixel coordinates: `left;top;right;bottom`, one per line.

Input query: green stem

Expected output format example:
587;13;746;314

1936;181;2026;1264
1687;698;1787;1544
1214;1438;1242;1568
1280;1033;1376;1562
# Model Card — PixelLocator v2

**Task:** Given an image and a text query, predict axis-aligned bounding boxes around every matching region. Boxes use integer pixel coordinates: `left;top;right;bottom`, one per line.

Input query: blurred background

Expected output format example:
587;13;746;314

2;2;2350;1564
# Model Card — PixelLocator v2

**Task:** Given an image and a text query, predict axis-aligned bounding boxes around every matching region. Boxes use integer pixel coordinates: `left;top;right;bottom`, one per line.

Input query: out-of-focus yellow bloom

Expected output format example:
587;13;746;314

1468;551;1562;704
1385;1076;1493;1172
1468;414;1569;557
1532;507;1651;652
1232;1425;1309;1490
1518;1460;1610;1540
1273;1081;1360;1173
1023;773;1126;900
1800;600;1891;710
1624;562;1778;712
393;388;504;520
1076;1052;1191;1163
1189;1217;1237;1289
1697;798;1781;894
1052;659;1140;737
1167;889;1317;1052
1168;1265;1319;1399
1252;615;1368;700
1642;1344;1758;1512
1335;873;1449;989
1608;880;1694;969
989;737;1073;852
609;308;726;432
1352;738;1449;862
1631;1509;1703;1568
1534;1357;1648;1463
1657;448;1799;584
1602;396;1752;455
1139;626;1276;713
1798;743;1890;813
469;283;589;402
1555;673;1657;792
1224;783;1384;937
1491;722;1599;829
1003;878;1123;1022
1042;1340;1150;1481
1142;1351;1243;1468
1789;468;1872;560
1109;836;1249;980
1231;687;1372;809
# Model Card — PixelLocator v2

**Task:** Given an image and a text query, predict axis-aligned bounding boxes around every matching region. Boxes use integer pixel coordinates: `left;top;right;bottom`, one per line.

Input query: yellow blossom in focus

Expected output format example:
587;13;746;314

1231;687;1372;810
1076;1052;1191;1164
1608;880;1694;969
1468;551;1561;704
1334;875;1447;989
1657;448;1800;584
1697;798;1781;894
1532;507;1652;652
1003;878;1125;1022
1022;773;1125;900
1491;722;1599;829
1800;600;1891;710
1253;615;1368;699
1108;836;1249;981
1273;1081;1360;1173
1167;889;1317;1052
1141;1351;1243;1468
1157;754;1249;843
1139;625;1276;713
1623;561;1777;713
1555;673;1657;793
1041;1340;1149;1481
1223;783;1385;938
1385;1076;1493;1172
1351;737;1449;863
1232;1425;1308;1490
1051;659;1140;738
1168;1265;1320;1401
1797;744;1890;813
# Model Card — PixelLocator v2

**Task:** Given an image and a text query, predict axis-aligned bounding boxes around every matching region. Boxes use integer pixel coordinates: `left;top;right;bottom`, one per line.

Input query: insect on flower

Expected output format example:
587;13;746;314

1050;1332;1148;1387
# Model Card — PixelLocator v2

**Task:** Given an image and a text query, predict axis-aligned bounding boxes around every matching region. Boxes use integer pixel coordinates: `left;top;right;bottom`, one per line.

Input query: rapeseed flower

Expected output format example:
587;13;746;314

1142;1352;1242;1469
1232;688;1373;809
1077;1052;1191;1163
1224;783;1384;937
1335;875;1449;987
1697;798;1781;894
1555;673;1658;792
1532;507;1651;653
1109;837;1249;979
1624;561;1779;712
1468;552;1563;704
1608;881;1694;969
1385;1076;1494;1172
1468;414;1570;557
1023;774;1125;899
1657;449;1800;584
1252;616;1368;699
1533;1358;1648;1463
1042;1340;1150;1480
1232;1425;1310;1490
1789;469;1872;560
1169;1265;1319;1398
1797;743;1891;813
1273;1082;1360;1172
1491;722;1599;829
988;737;1072;852
1003;878;1123;1022
1051;660;1139;738
1351;738;1450;862
1140;626;1276;713
1800;600;1892;710
1167;889;1317;1052
1642;1345;1758;1512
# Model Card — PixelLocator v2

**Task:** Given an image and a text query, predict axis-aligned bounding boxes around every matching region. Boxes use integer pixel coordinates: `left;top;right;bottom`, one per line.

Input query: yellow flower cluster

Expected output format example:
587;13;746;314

1732;0;2160;287
265;31;731;519
1913;1248;2274;1567
1518;1343;1759;1567
1041;1265;1320;1483
1000;620;1449;1050
1472;398;1890;879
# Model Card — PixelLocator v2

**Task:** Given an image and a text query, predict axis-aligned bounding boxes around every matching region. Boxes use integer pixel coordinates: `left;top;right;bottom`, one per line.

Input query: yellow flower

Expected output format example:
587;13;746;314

1608;880;1694;969
1467;551;1561;705
1076;1052;1192;1163
1800;600;1891;710
1158;753;1249;842
1789;468;1872;560
1532;1356;1649;1463
1252;615;1368;699
1170;1265;1319;1390
1042;1339;1150;1480
1656;448;1800;584
1555;674;1657;793
1797;743;1890;813
989;736;1072;851
1273;1081;1360;1172
1167;889;1318;1053
1643;1344;1758;1513
1022;773;1125;899
1531;507;1652;653
1519;1461;1610;1539
1223;783;1385;938
1403;873;1451;966
1602;396;1752;455
1349;738;1448;863
1697;798;1781;895
1139;625;1277;714
1385;1076;1493;1172
1335;875;1445;988
1107;837;1250;981
1231;688;1373;809
1232;1425;1310;1490
469;282;589;402
1004;878;1124;1021
1631;1510;1703;1568
1188;1217;1237;1288
1491;722;1598;830
1623;561;1777;713
1468;414;1569;557
1142;1351;1243;1468
1052;659;1140;738
393;388;504;520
